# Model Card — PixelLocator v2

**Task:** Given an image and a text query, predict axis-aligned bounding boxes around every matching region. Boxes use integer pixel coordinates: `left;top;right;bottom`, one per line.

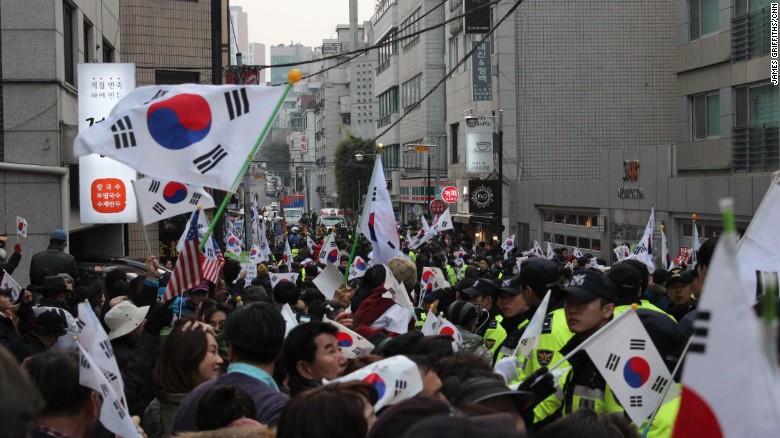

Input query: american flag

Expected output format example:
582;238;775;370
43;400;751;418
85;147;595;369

165;209;204;301
201;236;225;284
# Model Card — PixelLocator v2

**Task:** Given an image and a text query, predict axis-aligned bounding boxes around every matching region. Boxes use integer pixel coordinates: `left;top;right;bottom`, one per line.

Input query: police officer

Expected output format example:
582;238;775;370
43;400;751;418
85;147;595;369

607;263;675;320
461;278;499;339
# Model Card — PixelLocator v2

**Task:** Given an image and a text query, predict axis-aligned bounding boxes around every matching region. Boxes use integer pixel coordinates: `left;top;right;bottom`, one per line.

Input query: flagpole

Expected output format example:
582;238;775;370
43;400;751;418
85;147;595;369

640;335;693;437
344;215;361;284
199;70;300;251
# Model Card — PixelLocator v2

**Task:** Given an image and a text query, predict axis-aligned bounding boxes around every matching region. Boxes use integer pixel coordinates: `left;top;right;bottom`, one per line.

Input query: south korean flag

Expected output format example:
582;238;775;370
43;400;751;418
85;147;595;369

74;84;286;191
582;309;678;426
133;177;214;225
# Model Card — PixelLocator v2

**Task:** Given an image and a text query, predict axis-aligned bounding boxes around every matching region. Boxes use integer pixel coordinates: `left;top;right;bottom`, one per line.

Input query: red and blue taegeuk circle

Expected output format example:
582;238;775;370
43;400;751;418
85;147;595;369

147;94;212;150
355;259;367;271
363;373;386;399
337;331;354;348
162;182;188;204
623;357;651;388
327;249;339;264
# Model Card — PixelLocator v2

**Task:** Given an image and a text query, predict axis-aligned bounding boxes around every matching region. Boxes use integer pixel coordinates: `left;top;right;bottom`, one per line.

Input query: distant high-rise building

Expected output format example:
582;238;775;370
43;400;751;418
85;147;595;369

229;5;248;65
270;44;314;85
246;42;267;82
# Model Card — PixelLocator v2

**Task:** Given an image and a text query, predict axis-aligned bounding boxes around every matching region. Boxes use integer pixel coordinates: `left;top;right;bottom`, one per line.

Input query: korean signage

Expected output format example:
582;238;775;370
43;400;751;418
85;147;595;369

465;111;494;174
471;38;492;101
617;159;644;200
77;63;138;224
465;0;491;34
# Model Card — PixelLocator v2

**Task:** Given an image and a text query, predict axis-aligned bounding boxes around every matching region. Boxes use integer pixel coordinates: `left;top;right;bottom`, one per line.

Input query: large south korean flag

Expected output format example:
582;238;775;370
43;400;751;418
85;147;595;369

74;84;285;191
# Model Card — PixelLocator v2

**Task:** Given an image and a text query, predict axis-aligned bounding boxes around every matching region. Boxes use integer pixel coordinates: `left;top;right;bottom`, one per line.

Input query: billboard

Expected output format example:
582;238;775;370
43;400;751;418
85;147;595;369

465;111;495;174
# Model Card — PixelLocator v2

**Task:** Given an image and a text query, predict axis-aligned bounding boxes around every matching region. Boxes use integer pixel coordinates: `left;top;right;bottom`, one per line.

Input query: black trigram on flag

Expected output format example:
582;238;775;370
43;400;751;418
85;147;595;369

99;383;111;397
143;89;169;105
76;319;86;330
99;340;115;359
149;180;161;193
689;310;711;354
104;371;118;382
605;353;621;372
111;116;136;149
630;339;646;350
80;355;91;370
194;144;228;174
190;193;202;205
651;376;669;394
630;396;643;407
224;88;250;120
394;380;408;396
113;400;126;419
153;202;166;215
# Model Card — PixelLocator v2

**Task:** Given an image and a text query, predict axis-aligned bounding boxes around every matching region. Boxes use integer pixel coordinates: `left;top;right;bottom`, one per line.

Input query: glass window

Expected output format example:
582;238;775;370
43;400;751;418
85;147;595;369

554;234;565;245
578;215;592;227
691;91;720;139
83;19;93;63
102;38;114;63
591;239;601;251
63;2;75;85
543;232;552;243
450;123;459;164
566;236;578;247
565;214;577;225
578;238;590;250
545;212;554;223
690;0;719;40
449;37;459;72
554;213;564;224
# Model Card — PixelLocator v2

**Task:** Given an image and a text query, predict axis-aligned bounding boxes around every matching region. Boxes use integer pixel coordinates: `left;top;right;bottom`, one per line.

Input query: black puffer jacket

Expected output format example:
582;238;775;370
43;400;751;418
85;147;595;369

29;244;78;286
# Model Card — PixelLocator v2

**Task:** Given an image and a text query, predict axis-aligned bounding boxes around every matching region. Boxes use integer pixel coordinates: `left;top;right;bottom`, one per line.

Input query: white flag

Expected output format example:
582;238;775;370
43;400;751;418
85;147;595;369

632;207;656;273
73;84;286;190
251;205;261;245
307;235;317;254
225;231;243;256
15;216;27;238
661;227;670;270
348;256;369;281
430;208;454;233
258;220;271;260
546;242;555;260
421;215;431;233
382;269;417;322
249;244;264;263
673;223;780;437
1;271;21;303
282;238;293;265
532;240;545;257
312;263;343;300
572;247;584;258
516;289;551;359
281;303;298;337
78;345;140;438
736;173;780;301
331;355;423;410
502;235;516;255
359;157;401;265
582;309;678;426
133;177;214;225
324;316;375;359
269;272;299;289
436;318;463;345
177;209;210;252
420;267;442;300
690;220;702;268
318;233;339;265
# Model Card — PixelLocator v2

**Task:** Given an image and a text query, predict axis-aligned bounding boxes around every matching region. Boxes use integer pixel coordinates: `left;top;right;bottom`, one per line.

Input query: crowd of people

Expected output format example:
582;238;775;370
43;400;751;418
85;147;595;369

0;221;731;437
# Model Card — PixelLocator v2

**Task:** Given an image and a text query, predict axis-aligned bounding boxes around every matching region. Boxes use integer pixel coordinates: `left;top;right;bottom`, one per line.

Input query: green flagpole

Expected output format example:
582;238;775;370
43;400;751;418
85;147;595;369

344;216;361;284
200;70;300;251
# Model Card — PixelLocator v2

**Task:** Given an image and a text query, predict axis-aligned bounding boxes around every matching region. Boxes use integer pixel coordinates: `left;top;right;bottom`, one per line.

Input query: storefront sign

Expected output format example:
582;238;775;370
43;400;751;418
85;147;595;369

618;188;644;199
465;0;491;34
78;63;138;224
468;180;498;215
465;111;494;174
618;159;643;199
471;38;492;101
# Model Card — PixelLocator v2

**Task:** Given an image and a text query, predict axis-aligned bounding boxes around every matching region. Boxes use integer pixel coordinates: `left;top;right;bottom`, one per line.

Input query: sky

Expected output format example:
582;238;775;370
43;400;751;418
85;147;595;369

231;0;378;64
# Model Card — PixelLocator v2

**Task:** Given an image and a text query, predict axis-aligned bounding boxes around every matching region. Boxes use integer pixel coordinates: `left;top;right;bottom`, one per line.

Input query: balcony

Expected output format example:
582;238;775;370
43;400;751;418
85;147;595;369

732;123;780;172
732;7;773;61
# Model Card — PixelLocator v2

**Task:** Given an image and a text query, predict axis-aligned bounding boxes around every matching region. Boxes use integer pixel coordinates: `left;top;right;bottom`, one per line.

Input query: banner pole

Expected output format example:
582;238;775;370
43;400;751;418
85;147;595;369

200;72;300;251
344;216;361;284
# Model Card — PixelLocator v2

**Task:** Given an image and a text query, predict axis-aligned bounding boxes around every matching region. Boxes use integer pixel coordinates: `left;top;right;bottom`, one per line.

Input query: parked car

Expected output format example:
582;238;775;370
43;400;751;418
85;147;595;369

76;256;172;286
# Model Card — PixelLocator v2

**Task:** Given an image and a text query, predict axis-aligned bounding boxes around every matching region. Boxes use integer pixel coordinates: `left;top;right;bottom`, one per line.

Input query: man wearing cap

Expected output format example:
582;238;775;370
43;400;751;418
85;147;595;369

460;278;499;338
608;264;675;320
665;269;697;321
13;309;67;362
29;229;78;287
535;270;619;426
33;275;80;352
506;258;573;384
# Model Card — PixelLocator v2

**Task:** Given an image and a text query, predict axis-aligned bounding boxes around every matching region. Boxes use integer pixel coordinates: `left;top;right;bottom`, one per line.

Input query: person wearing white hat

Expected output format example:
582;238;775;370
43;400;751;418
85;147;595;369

105;300;149;372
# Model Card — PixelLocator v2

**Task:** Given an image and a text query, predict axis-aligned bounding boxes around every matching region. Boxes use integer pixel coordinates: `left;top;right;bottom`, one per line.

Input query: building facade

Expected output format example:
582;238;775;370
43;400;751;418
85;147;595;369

270;43;314;85
229;5;248;66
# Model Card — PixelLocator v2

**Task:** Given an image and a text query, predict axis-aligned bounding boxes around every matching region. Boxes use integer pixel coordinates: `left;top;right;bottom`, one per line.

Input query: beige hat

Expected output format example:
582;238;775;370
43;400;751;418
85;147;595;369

387;256;417;291
105;300;149;340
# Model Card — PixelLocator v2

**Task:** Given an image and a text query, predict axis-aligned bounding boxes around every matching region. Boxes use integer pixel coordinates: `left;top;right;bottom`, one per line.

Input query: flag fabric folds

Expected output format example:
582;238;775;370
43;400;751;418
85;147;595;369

15;216;27;238
1;270;22;302
73;84;286;191
166;209;204;301
582;309;678;426
546;242;555;260
430;208;454;233
324;316;375;359
359;157;401;264
736;174;780;301
532;240;544;258
282;238;293;266
177;209;209;252
348;256;369;281
332;355;424;410
318;233;339;266
661;227;670;270
632;207;655;272
270;273;299;289
673;226;780;437
516;289;551;359
502;235;516;256
133;177;214;225
201;236;225;284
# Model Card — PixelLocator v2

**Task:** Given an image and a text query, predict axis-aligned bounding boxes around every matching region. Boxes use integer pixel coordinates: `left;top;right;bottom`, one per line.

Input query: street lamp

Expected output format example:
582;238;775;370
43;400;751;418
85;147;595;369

404;143;439;205
463;108;504;237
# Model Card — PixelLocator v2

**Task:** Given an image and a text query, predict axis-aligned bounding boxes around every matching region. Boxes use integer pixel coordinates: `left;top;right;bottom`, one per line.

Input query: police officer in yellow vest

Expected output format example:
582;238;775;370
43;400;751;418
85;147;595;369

461;278;500;339
608;263;676;321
